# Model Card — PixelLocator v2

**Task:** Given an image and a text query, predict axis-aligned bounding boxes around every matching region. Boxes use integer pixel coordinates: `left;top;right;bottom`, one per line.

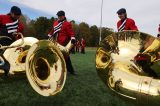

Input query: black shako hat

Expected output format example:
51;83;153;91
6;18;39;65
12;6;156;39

56;10;65;16
10;6;22;15
117;8;126;15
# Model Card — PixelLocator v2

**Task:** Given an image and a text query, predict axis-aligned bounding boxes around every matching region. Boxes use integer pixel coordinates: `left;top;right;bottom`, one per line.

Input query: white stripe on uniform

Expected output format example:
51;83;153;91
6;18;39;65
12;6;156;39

6;20;18;26
7;25;18;30
118;19;127;31
8;29;17;33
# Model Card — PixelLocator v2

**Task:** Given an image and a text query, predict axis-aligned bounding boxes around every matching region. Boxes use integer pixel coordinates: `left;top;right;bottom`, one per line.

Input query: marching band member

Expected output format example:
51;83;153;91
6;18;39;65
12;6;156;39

76;39;80;52
0;6;24;45
0;6;24;76
81;38;86;54
48;10;76;75
117;8;138;32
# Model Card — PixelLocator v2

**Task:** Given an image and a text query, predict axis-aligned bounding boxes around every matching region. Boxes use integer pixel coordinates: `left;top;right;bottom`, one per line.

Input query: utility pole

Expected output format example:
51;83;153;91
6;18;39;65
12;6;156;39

99;0;103;45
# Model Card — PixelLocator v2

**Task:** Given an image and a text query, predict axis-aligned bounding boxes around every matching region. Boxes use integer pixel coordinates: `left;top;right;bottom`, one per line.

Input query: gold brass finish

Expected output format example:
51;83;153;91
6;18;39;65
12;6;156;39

96;31;160;106
0;33;24;50
1;33;67;97
3;37;38;73
26;40;67;96
51;40;74;54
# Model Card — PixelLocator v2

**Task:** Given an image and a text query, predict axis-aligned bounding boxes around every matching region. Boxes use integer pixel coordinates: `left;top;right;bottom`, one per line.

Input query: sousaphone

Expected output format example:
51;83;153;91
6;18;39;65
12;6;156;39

96;31;160;106
3;37;38;74
25;39;73;96
1;33;71;96
26;40;67;96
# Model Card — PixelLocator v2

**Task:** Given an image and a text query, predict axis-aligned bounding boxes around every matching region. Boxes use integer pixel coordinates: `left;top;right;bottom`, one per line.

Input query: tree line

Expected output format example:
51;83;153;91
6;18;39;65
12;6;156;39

21;15;114;47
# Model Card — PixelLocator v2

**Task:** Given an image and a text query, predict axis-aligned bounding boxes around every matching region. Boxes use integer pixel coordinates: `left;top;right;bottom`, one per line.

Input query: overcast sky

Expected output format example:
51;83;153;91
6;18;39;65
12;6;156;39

7;0;160;36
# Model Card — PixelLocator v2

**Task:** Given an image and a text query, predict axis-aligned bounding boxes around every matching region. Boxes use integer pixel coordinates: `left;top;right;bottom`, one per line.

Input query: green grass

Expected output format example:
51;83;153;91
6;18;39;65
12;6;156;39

0;48;135;106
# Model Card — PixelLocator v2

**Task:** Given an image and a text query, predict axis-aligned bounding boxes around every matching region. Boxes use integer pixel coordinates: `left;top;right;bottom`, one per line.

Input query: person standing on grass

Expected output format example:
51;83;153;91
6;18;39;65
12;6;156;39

0;6;24;76
117;8;138;32
48;10;76;75
70;45;75;54
81;38;86;54
76;39;80;52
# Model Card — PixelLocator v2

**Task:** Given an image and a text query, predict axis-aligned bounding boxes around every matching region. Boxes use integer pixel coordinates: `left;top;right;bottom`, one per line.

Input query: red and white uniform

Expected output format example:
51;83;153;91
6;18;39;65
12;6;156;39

0;14;24;36
117;18;138;32
48;20;75;46
81;39;86;49
0;14;24;46
76;40;80;48
81;38;86;54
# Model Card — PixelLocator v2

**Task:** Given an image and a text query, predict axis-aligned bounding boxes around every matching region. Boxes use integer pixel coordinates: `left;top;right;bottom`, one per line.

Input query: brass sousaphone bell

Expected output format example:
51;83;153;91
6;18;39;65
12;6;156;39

96;31;160;106
1;33;73;96
25;40;73;96
26;40;67;96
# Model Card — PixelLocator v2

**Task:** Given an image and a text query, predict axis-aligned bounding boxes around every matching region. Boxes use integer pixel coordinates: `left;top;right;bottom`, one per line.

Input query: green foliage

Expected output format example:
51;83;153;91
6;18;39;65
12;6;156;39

21;15;114;46
79;22;92;46
24;20;36;37
71;22;80;39
90;25;99;46
101;27;114;40
34;17;51;39
48;17;55;34
70;20;75;24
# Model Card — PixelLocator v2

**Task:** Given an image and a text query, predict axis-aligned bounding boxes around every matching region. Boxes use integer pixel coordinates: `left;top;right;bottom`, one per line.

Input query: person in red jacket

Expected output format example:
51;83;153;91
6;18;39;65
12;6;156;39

0;6;24;46
117;8;138;32
0;6;24;76
81;38;86;54
48;10;76;75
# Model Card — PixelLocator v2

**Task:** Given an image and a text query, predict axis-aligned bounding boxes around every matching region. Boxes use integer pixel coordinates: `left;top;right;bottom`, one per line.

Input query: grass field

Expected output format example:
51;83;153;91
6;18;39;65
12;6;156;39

0;48;135;106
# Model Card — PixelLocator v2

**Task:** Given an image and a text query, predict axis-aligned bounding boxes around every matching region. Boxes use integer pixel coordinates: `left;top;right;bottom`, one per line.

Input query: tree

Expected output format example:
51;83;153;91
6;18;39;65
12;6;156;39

70;20;75;24
70;21;80;40
101;27;114;40
20;15;114;46
79;22;91;46
34;17;50;39
25;20;36;37
47;17;55;35
19;15;27;37
20;15;36;37
90;25;99;46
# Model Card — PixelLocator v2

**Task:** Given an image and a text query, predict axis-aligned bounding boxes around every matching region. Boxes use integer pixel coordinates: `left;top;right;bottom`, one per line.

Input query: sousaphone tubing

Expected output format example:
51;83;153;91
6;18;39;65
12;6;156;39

1;33;69;96
96;31;160;106
3;37;38;74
